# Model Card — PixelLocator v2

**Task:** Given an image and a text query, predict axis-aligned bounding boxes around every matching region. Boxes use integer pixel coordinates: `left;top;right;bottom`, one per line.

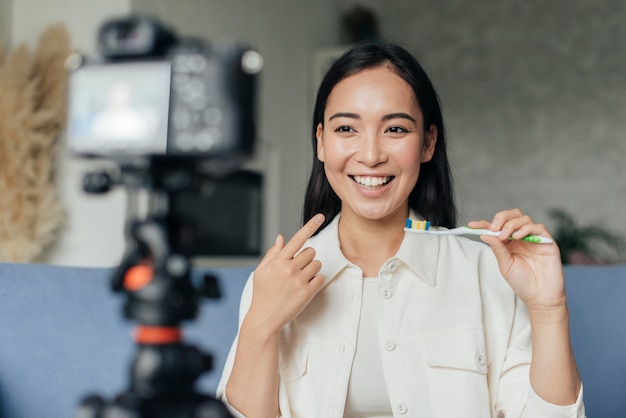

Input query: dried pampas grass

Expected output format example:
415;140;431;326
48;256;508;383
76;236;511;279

0;24;72;262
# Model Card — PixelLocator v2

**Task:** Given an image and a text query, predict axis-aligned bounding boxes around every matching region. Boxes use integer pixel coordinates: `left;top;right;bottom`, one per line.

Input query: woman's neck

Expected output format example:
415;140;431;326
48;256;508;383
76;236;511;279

338;211;407;277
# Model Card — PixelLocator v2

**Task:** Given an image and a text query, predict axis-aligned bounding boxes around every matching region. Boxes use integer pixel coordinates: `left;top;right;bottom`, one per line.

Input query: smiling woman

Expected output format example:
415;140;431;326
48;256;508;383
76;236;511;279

216;41;586;418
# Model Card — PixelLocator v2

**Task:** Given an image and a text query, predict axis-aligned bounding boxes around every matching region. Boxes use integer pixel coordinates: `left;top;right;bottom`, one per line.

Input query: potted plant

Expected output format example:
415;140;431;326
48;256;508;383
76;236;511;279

549;209;626;265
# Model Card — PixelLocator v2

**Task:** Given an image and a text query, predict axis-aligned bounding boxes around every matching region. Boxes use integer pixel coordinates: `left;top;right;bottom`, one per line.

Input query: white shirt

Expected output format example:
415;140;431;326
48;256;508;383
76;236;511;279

217;213;585;418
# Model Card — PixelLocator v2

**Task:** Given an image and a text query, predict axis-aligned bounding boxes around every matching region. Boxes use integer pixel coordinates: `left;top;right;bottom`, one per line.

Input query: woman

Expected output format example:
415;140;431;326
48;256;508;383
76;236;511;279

217;41;584;418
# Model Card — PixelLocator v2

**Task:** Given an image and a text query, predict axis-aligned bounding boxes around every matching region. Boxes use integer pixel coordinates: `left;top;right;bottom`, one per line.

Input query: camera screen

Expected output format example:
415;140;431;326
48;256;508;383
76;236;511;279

67;60;171;156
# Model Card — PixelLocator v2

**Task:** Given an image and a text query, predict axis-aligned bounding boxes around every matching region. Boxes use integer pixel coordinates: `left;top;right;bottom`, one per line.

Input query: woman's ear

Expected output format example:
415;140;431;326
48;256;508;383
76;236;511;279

316;123;325;162
421;124;438;163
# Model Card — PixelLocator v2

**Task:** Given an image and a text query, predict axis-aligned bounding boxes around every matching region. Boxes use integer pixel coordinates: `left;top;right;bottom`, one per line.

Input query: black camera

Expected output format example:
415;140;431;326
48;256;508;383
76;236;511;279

65;15;262;170
66;15;264;259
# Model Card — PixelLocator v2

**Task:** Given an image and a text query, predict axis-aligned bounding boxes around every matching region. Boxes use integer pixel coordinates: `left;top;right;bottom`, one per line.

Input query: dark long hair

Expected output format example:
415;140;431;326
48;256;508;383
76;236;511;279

303;41;457;232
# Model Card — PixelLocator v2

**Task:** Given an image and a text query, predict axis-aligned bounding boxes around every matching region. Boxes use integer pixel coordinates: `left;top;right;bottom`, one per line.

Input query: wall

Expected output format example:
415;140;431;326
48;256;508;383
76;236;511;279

0;0;10;46
8;0;626;266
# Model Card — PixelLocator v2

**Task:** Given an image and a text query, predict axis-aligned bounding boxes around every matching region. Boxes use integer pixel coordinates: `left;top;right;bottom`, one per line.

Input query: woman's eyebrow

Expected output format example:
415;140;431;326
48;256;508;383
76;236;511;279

382;112;417;122
328;112;360;121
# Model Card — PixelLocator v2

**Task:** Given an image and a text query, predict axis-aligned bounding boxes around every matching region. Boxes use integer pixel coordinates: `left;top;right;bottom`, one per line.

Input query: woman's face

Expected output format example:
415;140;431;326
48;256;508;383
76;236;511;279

316;65;437;223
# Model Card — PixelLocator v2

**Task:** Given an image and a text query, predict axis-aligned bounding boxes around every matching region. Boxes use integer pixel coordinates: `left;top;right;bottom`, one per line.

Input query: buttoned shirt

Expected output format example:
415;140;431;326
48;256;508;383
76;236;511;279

217;213;585;418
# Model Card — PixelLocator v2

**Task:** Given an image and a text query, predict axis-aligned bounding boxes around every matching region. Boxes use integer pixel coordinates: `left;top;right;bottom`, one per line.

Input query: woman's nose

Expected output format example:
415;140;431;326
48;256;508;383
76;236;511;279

358;134;387;166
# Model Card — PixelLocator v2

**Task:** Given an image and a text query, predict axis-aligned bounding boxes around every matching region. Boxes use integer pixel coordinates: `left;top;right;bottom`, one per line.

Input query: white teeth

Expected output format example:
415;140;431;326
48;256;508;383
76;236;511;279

353;176;391;187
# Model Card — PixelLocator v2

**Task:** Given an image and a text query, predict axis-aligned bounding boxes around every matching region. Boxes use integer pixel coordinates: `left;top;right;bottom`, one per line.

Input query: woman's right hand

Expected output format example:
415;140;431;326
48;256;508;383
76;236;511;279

225;213;326;417
246;213;326;333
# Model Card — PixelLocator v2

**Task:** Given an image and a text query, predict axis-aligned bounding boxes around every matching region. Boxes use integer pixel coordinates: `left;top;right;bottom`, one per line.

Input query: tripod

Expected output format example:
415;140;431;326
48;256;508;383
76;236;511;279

76;165;233;418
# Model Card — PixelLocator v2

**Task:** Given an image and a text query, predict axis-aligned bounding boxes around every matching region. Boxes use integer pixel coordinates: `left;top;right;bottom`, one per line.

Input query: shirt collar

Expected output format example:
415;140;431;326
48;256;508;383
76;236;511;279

395;219;439;287
307;211;440;288
307;214;351;288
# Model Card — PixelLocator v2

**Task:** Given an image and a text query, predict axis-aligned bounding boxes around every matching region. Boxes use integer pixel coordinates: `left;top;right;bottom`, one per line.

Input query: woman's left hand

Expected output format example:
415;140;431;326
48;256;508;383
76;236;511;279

468;208;566;312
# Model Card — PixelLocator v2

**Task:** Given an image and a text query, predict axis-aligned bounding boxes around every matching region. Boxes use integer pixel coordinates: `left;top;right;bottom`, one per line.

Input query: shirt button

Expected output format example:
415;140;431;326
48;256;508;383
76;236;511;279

382;289;393;299
396;403;408;414
476;353;487;367
385;340;396;351
387;260;398;272
496;410;506;418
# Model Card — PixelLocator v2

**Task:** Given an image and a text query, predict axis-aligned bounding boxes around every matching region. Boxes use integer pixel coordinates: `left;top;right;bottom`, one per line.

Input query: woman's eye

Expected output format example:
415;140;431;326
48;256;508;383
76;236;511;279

335;126;355;133
386;126;408;134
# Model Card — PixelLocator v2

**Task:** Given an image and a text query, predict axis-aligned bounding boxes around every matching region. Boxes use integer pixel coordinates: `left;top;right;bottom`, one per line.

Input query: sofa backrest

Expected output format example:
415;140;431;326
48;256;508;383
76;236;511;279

563;265;626;418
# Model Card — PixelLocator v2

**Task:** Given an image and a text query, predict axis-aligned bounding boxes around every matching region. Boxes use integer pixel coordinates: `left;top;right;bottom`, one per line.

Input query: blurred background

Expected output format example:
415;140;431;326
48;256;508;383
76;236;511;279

1;0;624;267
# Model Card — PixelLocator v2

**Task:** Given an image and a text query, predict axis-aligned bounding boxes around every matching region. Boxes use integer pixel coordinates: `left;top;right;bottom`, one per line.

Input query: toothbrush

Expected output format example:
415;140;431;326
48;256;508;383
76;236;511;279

404;219;554;244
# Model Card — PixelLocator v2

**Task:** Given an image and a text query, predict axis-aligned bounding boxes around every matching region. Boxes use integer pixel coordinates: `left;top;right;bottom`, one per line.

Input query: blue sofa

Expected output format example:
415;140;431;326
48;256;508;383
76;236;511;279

1;262;625;417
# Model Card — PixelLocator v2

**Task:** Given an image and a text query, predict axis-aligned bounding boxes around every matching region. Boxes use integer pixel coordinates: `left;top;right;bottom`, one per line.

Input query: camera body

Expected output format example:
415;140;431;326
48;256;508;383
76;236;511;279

66;15;262;169
66;16;264;257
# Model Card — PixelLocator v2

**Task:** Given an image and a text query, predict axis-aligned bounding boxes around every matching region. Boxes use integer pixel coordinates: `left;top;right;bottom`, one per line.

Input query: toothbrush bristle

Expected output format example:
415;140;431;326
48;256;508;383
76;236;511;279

405;218;431;231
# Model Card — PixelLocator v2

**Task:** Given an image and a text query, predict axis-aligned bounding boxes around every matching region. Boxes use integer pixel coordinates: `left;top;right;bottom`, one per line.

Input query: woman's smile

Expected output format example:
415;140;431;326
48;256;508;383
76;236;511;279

351;175;394;190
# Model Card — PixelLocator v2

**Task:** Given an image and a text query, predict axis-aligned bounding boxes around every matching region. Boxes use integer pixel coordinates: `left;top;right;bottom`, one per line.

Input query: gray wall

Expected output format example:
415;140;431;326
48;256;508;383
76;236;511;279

135;0;626;241
373;0;626;233
0;0;11;46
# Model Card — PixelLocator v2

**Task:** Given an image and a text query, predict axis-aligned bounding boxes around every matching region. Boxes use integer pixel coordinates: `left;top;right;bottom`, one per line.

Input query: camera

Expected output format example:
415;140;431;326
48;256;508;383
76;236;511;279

65;15;263;171
66;15;264;258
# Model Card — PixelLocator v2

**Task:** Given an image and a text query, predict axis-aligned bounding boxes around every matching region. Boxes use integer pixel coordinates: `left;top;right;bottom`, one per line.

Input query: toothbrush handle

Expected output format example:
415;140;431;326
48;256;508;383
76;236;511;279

472;228;553;244
519;235;553;244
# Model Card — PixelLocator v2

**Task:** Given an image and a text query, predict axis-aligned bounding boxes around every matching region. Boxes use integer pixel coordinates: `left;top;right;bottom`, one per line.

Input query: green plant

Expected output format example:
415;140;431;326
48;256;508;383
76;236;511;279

549;209;626;265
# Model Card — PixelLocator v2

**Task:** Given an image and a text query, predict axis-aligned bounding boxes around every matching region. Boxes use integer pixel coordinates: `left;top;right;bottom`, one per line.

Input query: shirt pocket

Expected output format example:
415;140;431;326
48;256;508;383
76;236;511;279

426;329;492;417
279;343;310;383
278;343;324;417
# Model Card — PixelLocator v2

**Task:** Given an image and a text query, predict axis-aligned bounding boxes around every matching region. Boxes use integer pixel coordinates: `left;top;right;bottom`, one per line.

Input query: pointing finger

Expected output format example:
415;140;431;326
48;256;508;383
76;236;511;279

281;213;325;259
